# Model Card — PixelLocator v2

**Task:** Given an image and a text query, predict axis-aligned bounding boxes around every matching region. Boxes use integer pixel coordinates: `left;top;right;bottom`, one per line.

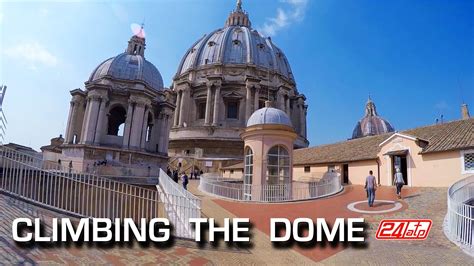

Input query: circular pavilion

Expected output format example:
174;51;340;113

199;101;342;202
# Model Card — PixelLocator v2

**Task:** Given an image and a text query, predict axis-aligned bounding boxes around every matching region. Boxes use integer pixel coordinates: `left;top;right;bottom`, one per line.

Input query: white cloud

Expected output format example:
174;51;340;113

259;0;308;37
4;42;59;68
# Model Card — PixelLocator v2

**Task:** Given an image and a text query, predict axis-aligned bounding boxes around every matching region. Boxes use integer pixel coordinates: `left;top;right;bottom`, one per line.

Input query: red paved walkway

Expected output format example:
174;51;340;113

214;185;416;262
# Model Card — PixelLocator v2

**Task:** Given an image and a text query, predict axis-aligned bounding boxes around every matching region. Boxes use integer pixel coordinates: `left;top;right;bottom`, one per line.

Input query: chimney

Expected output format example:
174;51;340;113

461;103;470;120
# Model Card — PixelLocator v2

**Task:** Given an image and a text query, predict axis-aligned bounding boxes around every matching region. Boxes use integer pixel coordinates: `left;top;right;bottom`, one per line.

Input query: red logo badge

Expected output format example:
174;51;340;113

375;219;432;240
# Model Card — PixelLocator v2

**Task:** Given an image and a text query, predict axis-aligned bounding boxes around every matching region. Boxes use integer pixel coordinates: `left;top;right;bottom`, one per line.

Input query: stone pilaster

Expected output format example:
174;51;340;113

286;96;291;116
205;83;213;125
212;85;221;126
245;83;252;120
254;86;260;112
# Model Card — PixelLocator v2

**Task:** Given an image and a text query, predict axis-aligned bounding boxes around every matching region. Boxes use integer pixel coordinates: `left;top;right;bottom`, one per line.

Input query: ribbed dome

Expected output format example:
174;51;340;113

247;105;293;127
175;2;294;81
89;34;164;91
352;98;394;139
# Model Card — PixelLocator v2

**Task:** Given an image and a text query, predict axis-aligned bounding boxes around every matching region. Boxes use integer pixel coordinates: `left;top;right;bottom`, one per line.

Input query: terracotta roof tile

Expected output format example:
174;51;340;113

294;118;474;165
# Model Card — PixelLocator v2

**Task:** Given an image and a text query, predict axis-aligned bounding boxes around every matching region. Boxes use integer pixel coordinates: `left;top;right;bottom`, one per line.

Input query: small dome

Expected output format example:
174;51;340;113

352;97;394;139
89;33;164;91
247;104;292;127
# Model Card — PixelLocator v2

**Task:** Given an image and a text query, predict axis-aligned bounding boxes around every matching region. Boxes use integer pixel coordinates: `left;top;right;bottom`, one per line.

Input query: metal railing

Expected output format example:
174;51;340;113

158;169;201;239
445;175;474;256
199;173;343;202
0;146;164;223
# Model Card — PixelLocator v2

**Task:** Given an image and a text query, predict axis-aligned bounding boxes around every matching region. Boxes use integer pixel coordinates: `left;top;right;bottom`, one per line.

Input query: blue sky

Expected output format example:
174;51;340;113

1;0;473;150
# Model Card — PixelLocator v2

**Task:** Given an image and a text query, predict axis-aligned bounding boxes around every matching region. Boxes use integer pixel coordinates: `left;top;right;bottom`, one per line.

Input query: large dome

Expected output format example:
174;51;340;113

352;98;395;139
89;35;164;91
175;2;294;81
247;103;293;128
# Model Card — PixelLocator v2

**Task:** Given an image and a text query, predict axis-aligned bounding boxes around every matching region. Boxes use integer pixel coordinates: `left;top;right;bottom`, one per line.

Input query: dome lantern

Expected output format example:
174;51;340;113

126;26;146;57
225;0;251;27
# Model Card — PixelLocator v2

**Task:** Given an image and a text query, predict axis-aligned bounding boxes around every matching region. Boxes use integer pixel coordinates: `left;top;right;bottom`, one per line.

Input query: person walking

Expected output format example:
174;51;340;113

173;170;179;183
394;168;405;199
181;172;189;190
365;170;377;207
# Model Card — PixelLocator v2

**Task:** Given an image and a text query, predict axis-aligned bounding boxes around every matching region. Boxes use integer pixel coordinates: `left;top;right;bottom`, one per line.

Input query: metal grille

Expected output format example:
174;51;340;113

464;153;474;171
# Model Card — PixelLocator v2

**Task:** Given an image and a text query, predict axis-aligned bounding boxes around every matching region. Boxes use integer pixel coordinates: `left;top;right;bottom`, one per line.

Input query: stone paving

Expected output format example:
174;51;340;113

321;187;473;264
1;181;472;265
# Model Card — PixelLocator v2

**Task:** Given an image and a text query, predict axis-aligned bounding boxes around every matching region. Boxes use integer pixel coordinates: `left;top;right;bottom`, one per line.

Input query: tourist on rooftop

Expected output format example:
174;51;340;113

173;170;179;183
394;168;405;199
365;170;377;207
182;172;189;190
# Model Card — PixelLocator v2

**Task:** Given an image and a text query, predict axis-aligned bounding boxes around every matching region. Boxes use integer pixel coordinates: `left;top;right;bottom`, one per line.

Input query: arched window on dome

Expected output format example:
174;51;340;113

244;147;253;200
107;106;127;136
266;145;290;185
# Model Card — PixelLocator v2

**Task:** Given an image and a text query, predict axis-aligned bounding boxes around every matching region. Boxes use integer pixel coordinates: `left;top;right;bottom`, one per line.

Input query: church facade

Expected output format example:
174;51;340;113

168;1;309;171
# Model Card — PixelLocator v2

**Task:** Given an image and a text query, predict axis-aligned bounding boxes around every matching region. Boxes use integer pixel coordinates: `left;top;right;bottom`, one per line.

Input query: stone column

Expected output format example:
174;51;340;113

302;105;307;138
157;113;165;153
254;86;260;112
299;99;306;137
83;95;101;145
65;100;79;143
80;98;91;144
122;100;134;148
129;101;146;150
277;89;285;110
163;113;171;152
94;97;108;145
212;85;221;126
205;84;213;125
173;92;181;127
178;89;189;127
140;107;149;150
286;96;291;116
245;84;252;120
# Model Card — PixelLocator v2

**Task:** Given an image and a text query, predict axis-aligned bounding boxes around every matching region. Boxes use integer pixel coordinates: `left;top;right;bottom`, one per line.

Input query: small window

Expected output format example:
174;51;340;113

462;150;474;173
304;166;311;173
230;170;234;174
197;102;206;119
226;101;239;119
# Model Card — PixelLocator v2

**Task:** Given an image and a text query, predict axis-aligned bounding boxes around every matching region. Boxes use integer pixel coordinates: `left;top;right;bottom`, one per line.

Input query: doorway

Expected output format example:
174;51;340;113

392;155;408;185
342;164;349;184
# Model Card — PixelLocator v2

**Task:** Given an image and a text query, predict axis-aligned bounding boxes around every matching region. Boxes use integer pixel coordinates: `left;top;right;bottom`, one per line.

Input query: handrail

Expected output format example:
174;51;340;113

199;173;342;202
445;175;474;256
0;146;163;223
